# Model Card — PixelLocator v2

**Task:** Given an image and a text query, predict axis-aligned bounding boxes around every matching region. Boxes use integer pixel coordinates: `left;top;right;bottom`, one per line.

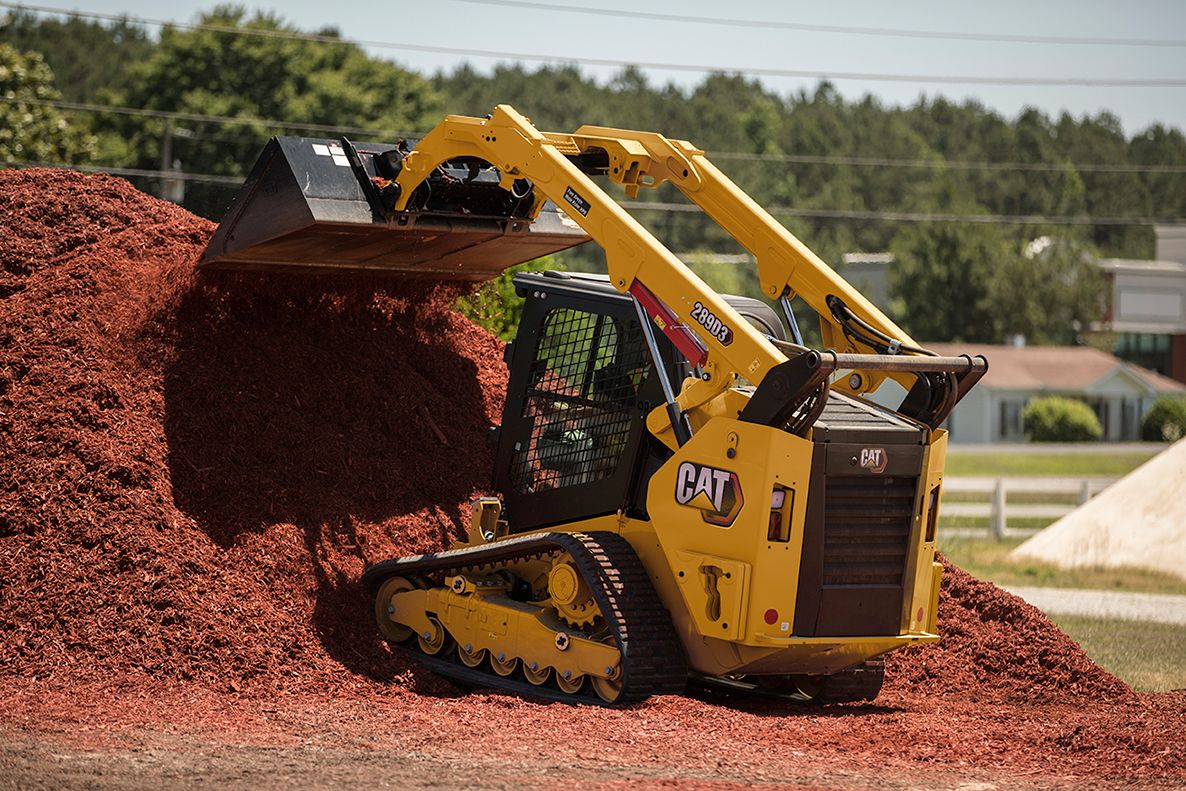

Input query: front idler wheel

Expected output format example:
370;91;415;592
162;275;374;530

374;576;416;643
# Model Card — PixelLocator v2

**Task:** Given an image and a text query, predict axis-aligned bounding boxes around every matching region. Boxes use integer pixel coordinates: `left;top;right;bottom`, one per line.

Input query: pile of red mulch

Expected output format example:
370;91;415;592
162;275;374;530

0;167;1139;704
882;558;1131;702
0;168;503;692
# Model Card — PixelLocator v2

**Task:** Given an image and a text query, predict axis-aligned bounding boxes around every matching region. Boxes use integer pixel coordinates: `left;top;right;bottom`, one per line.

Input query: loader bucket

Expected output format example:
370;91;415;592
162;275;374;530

198;136;589;280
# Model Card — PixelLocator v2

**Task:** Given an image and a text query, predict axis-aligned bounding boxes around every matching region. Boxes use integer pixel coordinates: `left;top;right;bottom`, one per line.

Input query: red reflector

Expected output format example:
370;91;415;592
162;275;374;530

917;607;925;622
766;512;781;541
764;608;778;625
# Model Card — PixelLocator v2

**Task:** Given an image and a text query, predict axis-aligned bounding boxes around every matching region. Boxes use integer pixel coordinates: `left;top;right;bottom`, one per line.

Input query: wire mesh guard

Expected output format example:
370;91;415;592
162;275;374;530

511;307;649;493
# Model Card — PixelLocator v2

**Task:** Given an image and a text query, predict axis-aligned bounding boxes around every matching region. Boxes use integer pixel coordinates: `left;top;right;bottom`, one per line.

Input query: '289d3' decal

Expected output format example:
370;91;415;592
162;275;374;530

675;461;744;527
689;302;734;346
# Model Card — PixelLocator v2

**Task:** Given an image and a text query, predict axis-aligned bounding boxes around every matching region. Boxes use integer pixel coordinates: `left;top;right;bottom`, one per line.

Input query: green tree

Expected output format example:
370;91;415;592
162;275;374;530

0;44;94;163
1129;124;1186;227
104;6;442;217
1055;111;1153;257
888;221;1012;342
889;222;1106;345
0;10;153;103
990;237;1107;345
433;61;1186;273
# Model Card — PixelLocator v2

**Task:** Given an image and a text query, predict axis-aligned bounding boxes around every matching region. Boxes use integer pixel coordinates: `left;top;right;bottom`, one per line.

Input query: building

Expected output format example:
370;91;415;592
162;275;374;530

839;226;1186;385
1097;225;1186;383
838;252;894;309
924;342;1185;443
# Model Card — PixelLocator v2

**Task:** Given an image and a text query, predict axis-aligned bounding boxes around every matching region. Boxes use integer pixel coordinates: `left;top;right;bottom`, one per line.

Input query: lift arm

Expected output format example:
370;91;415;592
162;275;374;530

390;105;961;417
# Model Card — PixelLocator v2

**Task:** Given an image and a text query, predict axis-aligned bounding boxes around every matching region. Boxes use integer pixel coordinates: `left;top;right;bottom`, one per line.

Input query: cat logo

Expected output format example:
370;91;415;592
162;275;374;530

859;447;888;474
675;461;744;527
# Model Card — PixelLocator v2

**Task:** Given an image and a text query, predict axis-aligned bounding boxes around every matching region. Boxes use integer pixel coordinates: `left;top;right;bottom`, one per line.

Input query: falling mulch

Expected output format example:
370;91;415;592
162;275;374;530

0;169;1182;786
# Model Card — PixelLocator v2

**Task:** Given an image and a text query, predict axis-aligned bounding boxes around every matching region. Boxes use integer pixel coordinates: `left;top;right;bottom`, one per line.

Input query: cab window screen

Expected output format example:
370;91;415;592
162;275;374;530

510;307;647;493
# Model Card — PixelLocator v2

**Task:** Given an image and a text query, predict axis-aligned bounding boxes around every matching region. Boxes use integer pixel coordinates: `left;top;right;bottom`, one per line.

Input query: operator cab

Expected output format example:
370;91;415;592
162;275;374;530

491;270;787;533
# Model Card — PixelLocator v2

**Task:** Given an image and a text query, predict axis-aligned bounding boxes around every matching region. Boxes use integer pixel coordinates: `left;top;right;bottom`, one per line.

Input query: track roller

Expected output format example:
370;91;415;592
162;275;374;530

458;643;487;668
523;662;551;686
490;652;518;677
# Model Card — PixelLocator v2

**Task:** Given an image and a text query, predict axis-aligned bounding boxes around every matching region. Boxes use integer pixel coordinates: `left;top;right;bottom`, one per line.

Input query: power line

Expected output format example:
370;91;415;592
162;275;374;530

447;0;1186;49
622;201;1184;227
7;96;1186;177
4;158;1179;227
4;2;1186;88
712;151;1186;175
0;95;416;138
1;159;243;185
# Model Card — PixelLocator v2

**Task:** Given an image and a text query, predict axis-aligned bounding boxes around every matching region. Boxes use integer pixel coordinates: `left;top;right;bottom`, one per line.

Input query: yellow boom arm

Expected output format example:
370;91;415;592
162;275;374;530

392;105;918;412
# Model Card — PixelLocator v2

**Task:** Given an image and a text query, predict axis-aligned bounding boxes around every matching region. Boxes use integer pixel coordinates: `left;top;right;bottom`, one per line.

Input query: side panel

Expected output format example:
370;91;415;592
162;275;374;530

644;418;816;647
904;430;947;633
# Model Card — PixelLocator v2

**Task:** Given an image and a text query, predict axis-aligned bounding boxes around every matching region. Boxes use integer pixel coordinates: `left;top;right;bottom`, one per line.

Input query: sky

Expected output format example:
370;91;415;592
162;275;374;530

25;0;1186;134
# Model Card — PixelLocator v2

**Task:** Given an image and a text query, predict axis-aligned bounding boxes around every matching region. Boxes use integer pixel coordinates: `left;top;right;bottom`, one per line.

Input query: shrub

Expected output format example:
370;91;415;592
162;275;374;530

1141;395;1186;442
1023;396;1102;442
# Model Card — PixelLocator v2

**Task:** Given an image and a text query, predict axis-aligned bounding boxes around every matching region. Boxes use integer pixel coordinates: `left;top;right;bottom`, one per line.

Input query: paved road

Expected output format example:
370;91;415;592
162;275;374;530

1003;586;1186;625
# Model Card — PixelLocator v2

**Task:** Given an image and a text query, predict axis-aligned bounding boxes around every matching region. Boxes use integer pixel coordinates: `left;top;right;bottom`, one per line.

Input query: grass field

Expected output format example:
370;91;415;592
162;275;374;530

944;451;1157;478
939;535;1186;596
1051;614;1186;692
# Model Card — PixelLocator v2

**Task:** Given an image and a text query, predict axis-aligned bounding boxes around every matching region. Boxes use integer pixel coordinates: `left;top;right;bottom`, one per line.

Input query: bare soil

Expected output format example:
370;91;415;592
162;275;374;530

3;680;1184;790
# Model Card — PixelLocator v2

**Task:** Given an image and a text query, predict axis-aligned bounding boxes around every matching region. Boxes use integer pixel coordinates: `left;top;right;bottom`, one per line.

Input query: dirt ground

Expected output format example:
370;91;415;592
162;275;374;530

0;740;1079;791
2;679;1183;790
0;731;1005;791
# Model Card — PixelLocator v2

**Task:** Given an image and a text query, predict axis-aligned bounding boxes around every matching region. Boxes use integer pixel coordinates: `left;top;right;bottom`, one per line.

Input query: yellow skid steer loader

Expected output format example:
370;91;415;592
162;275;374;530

202;106;986;705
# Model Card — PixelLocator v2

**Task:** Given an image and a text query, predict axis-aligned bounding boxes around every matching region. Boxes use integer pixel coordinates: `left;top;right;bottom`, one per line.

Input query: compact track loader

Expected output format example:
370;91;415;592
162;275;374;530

202;106;986;705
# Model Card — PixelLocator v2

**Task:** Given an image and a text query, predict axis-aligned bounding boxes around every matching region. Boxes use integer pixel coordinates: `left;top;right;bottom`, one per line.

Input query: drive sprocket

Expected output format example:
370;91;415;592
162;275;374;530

547;556;599;628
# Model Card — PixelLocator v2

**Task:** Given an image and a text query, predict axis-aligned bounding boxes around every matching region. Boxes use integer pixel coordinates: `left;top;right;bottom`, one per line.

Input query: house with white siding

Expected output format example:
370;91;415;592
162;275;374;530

922;343;1185;443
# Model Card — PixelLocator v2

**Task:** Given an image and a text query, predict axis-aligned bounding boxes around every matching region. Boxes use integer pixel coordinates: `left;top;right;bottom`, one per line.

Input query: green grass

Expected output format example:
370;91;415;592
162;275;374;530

1050;615;1186;692
944;451;1156;477
939;535;1186;596
940;515;1054;531
943;490;1085;505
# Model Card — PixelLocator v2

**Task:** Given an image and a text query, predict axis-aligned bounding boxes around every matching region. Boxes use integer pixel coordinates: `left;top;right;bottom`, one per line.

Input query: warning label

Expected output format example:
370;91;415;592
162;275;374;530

563;186;591;217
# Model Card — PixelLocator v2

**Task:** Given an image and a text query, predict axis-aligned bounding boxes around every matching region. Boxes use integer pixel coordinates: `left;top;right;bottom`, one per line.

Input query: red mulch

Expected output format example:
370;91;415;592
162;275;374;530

0;168;499;694
0;169;1181;785
882;558;1132;703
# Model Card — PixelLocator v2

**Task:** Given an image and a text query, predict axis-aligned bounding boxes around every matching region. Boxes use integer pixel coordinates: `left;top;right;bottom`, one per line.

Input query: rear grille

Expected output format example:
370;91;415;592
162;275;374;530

822;475;917;586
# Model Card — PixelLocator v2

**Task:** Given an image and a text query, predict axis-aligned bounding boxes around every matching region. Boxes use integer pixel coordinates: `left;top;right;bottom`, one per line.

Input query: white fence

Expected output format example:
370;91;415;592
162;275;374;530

941;476;1118;540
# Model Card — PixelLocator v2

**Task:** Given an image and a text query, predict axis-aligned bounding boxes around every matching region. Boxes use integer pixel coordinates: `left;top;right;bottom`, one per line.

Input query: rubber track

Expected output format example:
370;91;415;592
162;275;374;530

690;658;885;706
814;658;884;703
362;531;688;705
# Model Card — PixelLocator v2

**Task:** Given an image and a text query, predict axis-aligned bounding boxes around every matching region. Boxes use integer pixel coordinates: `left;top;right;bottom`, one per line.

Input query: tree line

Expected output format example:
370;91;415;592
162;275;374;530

4;6;1185;346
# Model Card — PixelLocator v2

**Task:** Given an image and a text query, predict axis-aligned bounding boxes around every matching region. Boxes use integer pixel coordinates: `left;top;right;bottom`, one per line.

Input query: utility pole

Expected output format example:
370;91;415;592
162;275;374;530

159;121;186;204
